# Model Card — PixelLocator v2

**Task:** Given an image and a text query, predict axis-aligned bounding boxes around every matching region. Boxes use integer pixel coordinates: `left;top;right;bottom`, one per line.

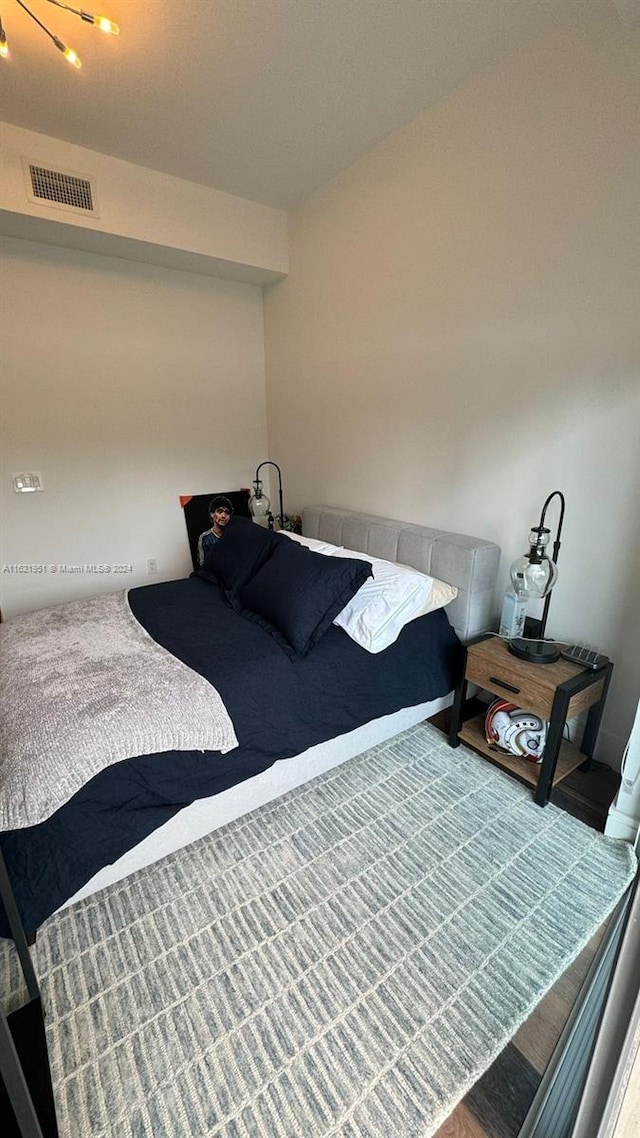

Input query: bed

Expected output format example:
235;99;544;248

0;506;500;940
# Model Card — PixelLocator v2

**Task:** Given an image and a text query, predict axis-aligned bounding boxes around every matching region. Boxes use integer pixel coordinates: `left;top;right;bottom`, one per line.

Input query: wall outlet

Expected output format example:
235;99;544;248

146;558;158;575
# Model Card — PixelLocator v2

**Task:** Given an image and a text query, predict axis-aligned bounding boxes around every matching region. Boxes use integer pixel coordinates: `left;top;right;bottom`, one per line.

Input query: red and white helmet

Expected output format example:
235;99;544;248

485;699;547;763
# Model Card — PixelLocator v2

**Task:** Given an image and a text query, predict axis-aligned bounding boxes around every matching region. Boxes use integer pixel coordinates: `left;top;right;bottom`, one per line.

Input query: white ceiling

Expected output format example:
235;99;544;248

0;0;630;209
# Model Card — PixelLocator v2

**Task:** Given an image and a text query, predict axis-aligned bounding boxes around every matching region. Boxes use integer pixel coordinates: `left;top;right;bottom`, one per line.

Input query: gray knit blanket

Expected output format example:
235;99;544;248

0;591;239;830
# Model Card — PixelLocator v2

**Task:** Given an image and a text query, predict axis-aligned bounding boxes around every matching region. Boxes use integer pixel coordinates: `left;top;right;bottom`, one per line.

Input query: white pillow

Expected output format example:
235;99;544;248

278;531;342;555
331;547;457;653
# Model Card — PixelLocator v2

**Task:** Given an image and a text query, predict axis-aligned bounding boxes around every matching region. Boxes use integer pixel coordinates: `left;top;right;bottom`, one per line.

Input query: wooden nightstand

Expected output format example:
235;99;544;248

449;635;614;806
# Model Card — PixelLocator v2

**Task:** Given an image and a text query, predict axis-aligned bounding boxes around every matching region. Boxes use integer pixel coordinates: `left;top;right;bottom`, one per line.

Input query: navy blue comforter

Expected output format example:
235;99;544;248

0;576;461;937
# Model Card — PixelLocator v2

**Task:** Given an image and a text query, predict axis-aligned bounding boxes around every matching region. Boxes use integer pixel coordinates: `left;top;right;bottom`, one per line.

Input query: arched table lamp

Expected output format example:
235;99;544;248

508;490;566;664
248;461;284;529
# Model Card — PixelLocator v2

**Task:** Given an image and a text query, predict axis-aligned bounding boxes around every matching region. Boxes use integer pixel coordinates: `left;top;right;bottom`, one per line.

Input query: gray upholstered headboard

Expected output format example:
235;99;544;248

302;506;500;642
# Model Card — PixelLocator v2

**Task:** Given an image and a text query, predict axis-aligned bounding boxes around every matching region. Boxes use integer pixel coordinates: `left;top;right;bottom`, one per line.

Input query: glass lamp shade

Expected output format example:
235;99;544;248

510;526;558;599
248;482;271;519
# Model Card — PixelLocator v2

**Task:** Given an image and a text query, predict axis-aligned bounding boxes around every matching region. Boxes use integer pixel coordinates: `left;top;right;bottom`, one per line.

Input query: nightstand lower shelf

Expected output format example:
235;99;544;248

459;715;588;790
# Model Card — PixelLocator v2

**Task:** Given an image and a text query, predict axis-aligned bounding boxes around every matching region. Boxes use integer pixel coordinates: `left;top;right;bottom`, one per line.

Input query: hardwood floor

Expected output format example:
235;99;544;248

428;704;620;1138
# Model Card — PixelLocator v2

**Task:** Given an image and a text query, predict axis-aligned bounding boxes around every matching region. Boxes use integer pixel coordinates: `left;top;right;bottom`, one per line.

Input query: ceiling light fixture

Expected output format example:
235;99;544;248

2;0;119;68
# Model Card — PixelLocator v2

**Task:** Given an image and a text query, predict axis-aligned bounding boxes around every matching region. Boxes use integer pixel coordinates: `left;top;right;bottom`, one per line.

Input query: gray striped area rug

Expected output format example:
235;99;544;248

1;722;636;1137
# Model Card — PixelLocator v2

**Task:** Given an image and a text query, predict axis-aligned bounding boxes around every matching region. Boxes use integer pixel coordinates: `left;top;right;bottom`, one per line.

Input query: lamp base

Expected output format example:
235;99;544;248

508;638;561;665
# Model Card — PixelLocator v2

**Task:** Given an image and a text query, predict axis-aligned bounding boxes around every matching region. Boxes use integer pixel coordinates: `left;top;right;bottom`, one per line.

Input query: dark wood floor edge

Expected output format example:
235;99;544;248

465;1043;540;1138
516;889;632;1138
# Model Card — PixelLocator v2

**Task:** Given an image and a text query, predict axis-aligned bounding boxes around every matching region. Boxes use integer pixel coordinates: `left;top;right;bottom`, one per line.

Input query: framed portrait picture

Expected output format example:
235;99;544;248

180;489;251;570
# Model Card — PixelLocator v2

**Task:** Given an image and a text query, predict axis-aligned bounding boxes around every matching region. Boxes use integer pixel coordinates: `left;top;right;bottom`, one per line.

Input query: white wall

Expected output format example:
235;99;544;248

263;4;640;766
0;236;269;613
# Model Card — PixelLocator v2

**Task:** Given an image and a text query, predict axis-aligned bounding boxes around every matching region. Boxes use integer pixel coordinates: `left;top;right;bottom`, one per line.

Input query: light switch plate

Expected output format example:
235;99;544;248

12;472;43;493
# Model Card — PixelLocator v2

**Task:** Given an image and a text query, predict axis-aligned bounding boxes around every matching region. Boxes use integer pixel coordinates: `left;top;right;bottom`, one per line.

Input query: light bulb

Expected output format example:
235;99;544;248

249;480;271;519
0;38;8;59
250;492;271;518
63;45;82;67
53;35;82;66
510;527;557;599
94;15;119;34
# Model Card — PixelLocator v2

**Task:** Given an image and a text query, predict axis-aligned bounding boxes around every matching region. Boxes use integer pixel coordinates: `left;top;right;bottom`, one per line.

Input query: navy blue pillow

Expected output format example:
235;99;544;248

238;540;373;656
203;517;279;593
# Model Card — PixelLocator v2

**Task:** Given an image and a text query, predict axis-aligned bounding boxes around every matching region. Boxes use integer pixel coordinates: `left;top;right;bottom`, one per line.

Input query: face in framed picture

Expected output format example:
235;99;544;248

180;489;251;571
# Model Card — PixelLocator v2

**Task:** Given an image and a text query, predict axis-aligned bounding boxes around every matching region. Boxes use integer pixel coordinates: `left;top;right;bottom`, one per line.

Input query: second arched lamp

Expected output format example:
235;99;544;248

248;461;285;530
508;490;566;664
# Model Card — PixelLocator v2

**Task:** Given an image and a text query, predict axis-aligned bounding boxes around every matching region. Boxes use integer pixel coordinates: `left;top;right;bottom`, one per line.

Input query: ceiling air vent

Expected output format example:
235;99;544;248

24;160;99;217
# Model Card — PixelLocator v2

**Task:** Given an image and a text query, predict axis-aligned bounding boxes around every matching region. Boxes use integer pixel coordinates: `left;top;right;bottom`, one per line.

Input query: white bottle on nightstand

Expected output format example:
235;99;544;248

499;588;527;640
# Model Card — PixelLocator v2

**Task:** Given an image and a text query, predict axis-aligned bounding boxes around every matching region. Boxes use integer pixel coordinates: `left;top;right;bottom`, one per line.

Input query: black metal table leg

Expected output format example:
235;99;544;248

581;662;614;758
535;685;571;806
0;851;59;1138
0;856;39;1004
0;1010;45;1138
